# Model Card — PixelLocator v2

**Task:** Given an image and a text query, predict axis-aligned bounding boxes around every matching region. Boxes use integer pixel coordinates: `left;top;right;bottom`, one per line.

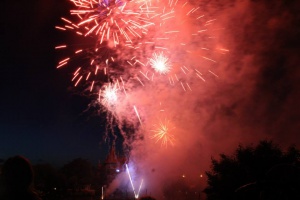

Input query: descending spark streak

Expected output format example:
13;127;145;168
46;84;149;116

202;56;217;63
209;70;219;78
133;105;142;125
55;45;67;49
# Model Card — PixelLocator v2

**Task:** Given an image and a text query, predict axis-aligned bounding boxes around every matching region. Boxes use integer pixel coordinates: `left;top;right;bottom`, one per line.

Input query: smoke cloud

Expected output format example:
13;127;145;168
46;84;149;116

109;0;300;199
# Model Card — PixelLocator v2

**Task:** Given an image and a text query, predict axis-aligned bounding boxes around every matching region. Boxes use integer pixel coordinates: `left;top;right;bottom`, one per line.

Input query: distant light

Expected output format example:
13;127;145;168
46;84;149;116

200;174;203;178
54;187;57;190
182;174;185;178
116;169;120;172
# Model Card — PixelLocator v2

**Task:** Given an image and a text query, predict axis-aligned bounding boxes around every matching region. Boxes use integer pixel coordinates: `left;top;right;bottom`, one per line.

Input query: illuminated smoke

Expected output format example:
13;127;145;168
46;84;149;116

55;0;300;199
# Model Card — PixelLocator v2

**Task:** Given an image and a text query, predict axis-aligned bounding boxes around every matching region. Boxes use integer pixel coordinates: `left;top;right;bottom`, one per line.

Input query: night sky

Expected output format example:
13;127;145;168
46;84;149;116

1;0;300;175
1;0;109;166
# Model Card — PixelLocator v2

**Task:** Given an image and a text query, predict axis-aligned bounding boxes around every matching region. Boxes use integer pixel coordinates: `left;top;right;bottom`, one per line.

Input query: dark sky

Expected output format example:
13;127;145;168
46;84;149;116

1;0;300;171
1;0;109;166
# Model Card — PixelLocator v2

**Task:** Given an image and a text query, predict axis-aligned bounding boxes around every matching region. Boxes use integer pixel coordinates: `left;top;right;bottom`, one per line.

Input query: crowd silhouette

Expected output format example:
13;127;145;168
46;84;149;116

0;155;41;200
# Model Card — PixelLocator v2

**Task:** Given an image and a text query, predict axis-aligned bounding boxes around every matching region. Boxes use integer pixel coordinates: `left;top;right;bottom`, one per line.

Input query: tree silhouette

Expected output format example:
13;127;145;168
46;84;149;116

204;140;300;200
34;163;63;192
60;158;94;190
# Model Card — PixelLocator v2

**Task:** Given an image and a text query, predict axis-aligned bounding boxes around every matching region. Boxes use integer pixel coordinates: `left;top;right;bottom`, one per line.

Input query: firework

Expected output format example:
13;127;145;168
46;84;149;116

55;0;158;91
99;82;119;109
149;52;171;74
67;0;155;47
55;0;229;198
150;118;175;147
56;0;225;94
54;1;228;157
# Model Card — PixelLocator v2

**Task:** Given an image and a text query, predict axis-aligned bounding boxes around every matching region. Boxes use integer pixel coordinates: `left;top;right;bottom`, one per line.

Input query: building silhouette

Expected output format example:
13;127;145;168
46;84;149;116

98;143;127;186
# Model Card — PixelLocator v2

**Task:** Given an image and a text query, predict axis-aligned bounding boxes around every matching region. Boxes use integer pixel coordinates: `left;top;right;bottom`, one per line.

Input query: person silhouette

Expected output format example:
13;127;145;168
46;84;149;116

0;155;41;200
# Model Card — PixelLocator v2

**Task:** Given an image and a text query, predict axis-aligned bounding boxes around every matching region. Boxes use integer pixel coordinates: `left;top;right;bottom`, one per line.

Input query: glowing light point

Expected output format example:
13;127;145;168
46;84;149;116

149;52;171;74
100;83;119;108
104;86;117;103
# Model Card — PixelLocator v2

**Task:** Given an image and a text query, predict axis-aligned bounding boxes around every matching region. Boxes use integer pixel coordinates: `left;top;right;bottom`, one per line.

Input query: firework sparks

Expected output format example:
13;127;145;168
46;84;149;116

149;52;171;74
67;0;155;46
56;0;225;93
128;0;224;89
150;118;175;147
99;83;119;109
55;43;120;91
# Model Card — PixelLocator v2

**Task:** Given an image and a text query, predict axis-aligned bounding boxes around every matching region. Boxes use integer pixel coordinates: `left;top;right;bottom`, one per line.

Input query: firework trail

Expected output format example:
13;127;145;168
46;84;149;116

126;164;144;199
